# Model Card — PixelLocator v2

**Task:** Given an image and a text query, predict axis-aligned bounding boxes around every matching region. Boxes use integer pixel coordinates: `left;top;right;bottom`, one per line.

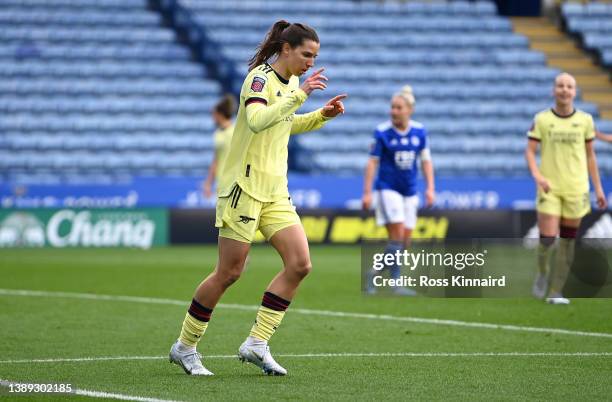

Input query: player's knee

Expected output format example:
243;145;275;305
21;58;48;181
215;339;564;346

216;260;244;288
289;257;312;279
540;235;555;248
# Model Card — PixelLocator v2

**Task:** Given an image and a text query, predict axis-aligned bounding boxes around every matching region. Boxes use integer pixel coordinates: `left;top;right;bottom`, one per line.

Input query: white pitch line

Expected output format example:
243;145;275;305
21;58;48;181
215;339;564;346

1;288;612;339
0;378;180;402
1;352;611;365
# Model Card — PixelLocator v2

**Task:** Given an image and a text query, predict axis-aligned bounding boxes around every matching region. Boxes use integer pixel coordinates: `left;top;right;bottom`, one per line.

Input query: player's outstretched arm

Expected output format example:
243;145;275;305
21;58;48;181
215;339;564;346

596;130;612;143
525;139;550;193
291;94;347;135
586;140;608;209
246;68;328;134
362;157;378;210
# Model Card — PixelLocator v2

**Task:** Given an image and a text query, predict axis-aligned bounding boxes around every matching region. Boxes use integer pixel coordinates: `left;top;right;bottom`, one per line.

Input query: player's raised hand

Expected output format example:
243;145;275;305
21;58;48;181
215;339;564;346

596;188;608;210
300;68;327;95
322;94;348;118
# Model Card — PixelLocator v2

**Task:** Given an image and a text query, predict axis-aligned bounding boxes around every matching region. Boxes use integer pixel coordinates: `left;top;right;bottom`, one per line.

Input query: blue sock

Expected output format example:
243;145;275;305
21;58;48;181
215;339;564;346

384;241;404;280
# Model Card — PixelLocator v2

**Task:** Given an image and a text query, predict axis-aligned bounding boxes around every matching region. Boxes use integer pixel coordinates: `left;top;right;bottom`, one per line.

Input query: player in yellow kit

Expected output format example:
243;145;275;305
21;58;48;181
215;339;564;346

203;95;235;199
169;20;347;376
525;72;607;305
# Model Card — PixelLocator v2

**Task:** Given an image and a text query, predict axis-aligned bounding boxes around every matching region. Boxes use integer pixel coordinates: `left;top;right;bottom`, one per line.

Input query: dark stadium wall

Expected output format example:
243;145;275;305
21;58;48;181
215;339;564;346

493;0;542;16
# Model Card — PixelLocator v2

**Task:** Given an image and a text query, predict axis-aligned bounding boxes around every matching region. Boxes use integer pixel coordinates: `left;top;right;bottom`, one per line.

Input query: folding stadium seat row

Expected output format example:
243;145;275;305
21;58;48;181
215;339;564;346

0;132;214;151
0;27;175;43
583;34;612;51
566;18;612;35
0;79;218;96
2;0;148;10
562;2;612;17
211;30;529;49
198;15;511;33
341;100;598;118
0;115;215;132
0;61;203;78
317;118;531;137
191;0;497;16
326;66;558;83
0;44;191;61
307;84;556;102
0;97;216;114
0;9;161;26
318;50;545;66
2;151;214;171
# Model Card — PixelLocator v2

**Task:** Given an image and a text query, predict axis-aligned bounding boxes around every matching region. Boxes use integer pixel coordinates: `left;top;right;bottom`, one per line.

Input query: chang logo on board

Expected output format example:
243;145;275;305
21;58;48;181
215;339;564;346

47;210;154;249
0;209;164;249
0;212;45;247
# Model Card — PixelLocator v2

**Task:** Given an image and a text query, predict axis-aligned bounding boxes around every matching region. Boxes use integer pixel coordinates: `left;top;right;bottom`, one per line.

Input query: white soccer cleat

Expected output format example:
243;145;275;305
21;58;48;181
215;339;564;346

545;293;570;305
532;273;548;299
169;341;214;376
238;340;287;376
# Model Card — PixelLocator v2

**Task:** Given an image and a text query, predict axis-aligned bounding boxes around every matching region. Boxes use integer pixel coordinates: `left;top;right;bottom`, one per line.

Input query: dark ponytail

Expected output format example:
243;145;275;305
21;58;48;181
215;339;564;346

248;20;319;71
214;94;236;119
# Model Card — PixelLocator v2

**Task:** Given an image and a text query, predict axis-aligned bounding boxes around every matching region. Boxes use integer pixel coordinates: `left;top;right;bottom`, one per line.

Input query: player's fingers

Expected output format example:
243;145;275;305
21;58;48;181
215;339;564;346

323;105;334;111
328;94;348;104
309;68;325;78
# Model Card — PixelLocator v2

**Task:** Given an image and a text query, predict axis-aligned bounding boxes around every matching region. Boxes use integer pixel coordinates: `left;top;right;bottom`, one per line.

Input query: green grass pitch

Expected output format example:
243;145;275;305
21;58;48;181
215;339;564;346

0;245;611;401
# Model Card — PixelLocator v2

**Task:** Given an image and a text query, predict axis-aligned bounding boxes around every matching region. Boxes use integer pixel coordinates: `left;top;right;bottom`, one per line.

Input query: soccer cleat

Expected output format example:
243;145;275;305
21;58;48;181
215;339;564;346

238;340;287;376
169;341;214;376
545;293;570;305
532;273;548;299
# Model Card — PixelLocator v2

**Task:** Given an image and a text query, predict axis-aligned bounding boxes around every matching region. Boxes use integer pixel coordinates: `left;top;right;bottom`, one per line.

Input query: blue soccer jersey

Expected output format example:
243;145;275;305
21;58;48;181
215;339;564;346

370;120;429;196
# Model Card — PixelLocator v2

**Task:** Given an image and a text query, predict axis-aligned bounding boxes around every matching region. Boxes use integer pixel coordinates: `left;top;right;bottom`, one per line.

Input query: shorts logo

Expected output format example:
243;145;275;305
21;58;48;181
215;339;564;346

238;215;256;224
250;77;265;92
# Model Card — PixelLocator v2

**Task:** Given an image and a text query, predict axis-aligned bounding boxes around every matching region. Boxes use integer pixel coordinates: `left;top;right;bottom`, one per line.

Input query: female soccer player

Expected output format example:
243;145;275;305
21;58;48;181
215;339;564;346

362;86;435;295
169;20;346;376
526;72;607;305
202;94;235;199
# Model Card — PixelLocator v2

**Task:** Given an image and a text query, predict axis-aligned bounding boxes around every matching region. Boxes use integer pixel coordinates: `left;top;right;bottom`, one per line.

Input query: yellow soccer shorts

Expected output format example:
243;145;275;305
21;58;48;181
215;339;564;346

536;191;591;219
215;185;301;243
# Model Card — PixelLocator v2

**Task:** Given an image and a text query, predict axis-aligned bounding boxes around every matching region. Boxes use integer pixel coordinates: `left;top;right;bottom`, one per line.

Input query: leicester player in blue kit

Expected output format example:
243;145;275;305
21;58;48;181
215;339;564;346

362;86;435;295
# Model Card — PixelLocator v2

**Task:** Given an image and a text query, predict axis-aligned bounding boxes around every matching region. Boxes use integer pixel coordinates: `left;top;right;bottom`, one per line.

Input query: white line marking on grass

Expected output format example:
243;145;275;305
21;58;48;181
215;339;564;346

1;288;612;339
1;352;611;365
0;378;180;402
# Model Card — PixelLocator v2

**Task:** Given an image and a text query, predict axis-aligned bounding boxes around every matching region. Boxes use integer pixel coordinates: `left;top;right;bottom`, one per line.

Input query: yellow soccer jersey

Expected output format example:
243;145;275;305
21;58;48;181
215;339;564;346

527;108;596;195
213;123;234;182
218;63;330;202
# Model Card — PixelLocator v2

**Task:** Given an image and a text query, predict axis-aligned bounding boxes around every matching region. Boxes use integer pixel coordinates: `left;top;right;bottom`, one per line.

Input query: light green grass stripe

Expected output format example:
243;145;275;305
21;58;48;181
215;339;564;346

1;352;612;365
1;288;612;339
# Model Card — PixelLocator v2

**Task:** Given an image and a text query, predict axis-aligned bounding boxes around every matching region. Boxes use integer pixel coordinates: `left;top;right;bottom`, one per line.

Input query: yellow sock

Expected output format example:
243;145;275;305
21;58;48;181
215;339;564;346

537;237;555;275
249;292;290;342
549;237;575;295
178;299;213;347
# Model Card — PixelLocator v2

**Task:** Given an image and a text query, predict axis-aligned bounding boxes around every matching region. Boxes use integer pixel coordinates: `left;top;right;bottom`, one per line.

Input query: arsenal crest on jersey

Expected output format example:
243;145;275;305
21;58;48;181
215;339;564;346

250;76;266;92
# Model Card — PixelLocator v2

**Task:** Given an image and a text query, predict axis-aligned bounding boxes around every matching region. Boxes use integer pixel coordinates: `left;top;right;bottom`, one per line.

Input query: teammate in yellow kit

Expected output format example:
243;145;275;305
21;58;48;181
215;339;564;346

203;95;235;199
169;20;347;376
525;72;607;305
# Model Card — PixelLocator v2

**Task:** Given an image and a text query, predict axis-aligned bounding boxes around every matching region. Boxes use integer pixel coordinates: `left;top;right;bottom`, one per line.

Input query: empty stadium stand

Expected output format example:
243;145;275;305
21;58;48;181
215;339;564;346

1;0;611;183
0;0;221;184
189;0;612;176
